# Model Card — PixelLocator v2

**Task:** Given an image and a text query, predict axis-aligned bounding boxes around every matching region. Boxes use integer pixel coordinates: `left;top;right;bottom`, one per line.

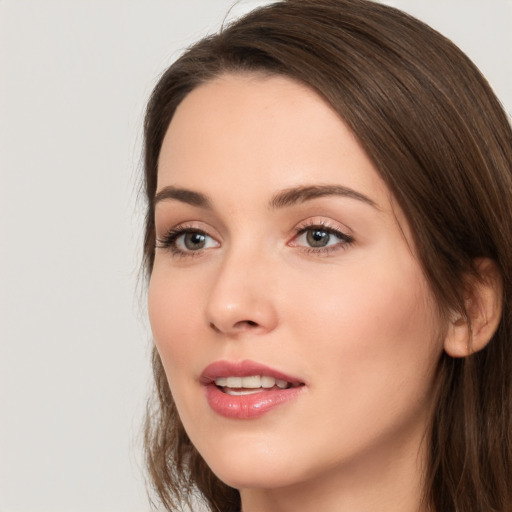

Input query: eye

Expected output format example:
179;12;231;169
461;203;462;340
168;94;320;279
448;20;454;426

179;231;211;251
156;227;219;256
291;223;354;253
303;228;335;248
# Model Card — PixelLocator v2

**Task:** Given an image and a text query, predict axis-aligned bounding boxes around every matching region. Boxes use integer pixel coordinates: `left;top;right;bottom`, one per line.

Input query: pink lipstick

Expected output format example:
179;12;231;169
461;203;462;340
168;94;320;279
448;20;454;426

200;360;305;419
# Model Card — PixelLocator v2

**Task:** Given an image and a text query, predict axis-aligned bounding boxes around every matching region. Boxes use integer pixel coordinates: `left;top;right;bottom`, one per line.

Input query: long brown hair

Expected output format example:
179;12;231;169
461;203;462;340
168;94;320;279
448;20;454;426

142;1;512;510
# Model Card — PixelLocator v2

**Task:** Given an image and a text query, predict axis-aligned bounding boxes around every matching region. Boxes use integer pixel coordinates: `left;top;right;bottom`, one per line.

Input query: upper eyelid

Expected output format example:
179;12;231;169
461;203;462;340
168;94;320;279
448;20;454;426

292;225;352;241
156;220;219;237
296;222;344;232
158;225;218;242
293;217;352;234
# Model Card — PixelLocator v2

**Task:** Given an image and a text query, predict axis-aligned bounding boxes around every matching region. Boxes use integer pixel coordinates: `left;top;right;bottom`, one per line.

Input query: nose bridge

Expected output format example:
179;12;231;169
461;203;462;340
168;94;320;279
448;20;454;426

205;238;278;335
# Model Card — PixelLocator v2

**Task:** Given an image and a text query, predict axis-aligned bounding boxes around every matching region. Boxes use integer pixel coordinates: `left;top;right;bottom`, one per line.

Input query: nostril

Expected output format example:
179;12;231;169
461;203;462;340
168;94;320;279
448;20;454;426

209;319;260;334
232;319;259;330
209;322;221;333
209;319;259;333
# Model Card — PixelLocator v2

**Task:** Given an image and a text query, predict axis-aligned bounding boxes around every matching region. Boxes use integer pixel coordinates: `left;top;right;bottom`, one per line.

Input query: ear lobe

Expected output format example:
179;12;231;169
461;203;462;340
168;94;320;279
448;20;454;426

443;258;503;358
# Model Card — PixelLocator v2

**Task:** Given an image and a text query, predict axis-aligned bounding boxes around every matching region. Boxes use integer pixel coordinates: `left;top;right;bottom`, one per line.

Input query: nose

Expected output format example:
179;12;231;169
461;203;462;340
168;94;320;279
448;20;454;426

205;247;278;336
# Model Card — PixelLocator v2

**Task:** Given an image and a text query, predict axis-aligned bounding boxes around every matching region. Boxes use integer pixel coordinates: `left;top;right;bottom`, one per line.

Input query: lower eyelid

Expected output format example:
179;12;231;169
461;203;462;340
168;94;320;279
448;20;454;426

301;244;349;256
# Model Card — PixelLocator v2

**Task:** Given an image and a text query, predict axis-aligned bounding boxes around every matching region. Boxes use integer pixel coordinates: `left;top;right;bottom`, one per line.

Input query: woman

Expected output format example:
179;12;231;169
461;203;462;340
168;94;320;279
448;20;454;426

142;1;512;511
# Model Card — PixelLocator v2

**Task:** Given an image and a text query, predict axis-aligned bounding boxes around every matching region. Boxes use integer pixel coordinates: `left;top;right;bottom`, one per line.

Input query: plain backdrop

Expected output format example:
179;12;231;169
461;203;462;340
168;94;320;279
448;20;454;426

0;1;511;511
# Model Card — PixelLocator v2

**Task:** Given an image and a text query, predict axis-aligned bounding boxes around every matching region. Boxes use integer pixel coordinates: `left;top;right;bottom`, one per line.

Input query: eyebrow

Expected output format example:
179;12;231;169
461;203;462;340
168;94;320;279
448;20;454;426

153;186;212;209
269;185;379;210
153;184;378;210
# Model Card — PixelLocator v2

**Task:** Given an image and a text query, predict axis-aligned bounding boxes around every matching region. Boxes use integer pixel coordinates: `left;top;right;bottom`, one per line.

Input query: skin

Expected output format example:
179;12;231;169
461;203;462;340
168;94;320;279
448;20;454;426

148;73;449;512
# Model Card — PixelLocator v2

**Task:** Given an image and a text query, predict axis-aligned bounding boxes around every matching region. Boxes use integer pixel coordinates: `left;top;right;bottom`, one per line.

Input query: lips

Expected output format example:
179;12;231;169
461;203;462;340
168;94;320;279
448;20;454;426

200;360;305;419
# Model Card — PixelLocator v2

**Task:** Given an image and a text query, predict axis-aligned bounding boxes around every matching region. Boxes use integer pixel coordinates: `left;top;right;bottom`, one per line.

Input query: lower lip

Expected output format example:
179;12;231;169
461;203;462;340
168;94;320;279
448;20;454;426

204;384;304;419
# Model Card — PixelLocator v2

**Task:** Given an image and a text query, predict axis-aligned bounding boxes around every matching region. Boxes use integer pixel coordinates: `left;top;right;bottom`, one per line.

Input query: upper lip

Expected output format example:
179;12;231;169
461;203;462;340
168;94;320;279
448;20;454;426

200;359;304;385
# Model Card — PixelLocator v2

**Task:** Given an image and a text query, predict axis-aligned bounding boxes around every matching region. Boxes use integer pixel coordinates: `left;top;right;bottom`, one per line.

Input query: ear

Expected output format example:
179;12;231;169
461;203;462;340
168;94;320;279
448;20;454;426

444;258;503;358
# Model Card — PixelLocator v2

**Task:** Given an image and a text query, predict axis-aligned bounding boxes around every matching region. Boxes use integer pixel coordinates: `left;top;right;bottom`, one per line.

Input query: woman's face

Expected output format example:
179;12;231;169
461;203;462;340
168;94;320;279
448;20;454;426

149;74;446;495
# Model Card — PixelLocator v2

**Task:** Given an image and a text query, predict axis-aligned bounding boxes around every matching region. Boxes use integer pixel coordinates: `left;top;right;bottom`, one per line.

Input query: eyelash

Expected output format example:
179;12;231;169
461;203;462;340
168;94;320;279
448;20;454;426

155;221;354;258
155;226;214;258
292;221;354;255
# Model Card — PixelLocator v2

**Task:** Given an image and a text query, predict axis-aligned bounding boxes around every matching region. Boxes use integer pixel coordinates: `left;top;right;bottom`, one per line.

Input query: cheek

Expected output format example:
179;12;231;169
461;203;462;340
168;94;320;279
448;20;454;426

147;268;203;375
278;259;444;468
289;253;443;387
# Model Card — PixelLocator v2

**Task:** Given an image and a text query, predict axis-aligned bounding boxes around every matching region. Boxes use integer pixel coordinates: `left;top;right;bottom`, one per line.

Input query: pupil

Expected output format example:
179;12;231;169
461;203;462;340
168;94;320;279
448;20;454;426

184;232;206;250
307;229;329;247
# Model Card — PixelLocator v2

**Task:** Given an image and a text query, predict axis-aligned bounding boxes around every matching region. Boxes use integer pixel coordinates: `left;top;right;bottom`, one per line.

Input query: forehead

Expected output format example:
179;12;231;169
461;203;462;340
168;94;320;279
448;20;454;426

157;73;390;209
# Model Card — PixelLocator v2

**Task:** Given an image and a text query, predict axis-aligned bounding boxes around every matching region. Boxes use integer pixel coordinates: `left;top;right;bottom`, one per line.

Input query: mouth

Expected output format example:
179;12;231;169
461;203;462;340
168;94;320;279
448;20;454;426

201;360;306;419
214;375;303;396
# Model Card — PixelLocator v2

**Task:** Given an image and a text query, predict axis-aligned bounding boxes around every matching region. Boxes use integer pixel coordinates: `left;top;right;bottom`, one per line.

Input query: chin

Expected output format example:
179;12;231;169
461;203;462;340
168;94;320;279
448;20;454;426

211;462;302;491
191;431;305;490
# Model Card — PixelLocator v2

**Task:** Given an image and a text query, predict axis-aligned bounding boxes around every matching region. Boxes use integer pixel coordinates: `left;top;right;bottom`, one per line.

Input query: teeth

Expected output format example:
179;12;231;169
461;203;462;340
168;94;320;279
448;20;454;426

214;375;291;390
261;376;275;388
224;388;263;396
276;379;288;389
226;376;243;388
239;375;261;388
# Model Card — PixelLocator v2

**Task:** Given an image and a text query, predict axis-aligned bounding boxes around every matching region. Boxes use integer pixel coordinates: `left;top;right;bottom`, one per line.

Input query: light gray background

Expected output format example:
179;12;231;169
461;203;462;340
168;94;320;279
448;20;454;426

1;1;511;511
